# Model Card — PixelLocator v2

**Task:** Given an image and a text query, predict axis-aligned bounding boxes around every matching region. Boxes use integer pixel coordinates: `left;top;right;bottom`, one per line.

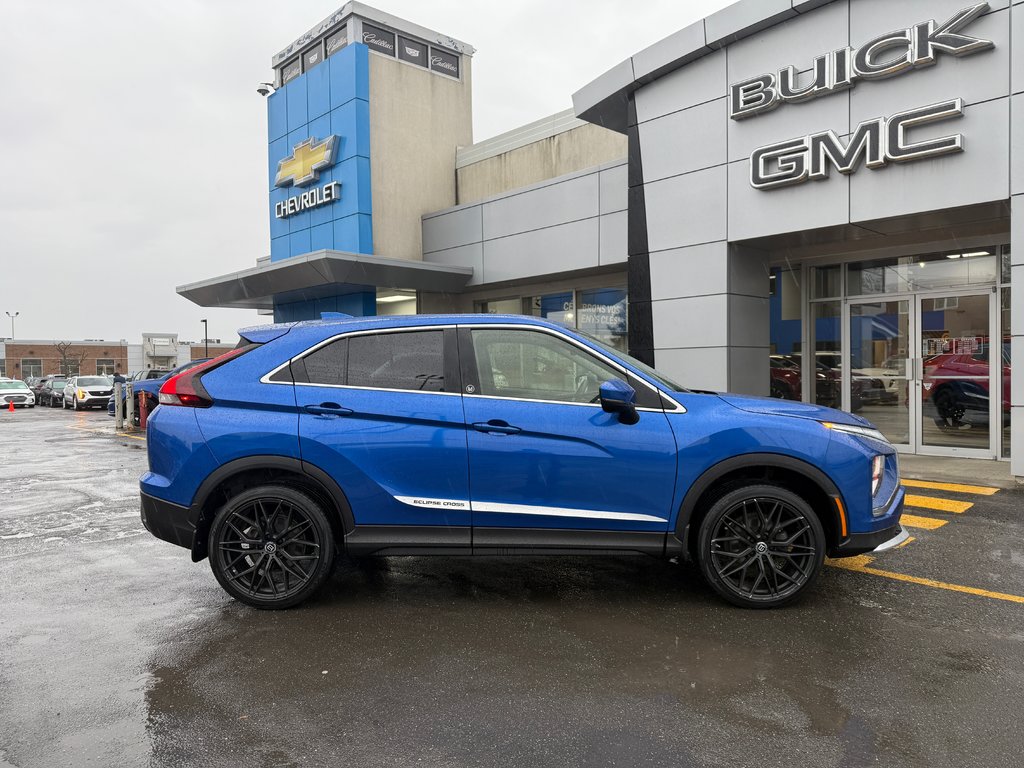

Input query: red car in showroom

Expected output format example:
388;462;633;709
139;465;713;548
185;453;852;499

922;340;1011;429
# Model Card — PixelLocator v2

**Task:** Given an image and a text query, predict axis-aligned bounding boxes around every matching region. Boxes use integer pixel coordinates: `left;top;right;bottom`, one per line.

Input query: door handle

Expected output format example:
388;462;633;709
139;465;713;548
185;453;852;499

472;419;521;435
304;402;353;416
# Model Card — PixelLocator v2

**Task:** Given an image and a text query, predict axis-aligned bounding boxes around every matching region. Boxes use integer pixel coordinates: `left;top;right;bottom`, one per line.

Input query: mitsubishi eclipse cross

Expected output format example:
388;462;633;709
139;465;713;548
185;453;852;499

139;313;906;609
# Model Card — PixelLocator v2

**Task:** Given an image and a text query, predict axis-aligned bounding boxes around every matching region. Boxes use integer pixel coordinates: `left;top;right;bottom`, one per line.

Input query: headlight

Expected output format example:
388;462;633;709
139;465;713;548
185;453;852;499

871;454;885;496
77;389;86;398
820;421;889;444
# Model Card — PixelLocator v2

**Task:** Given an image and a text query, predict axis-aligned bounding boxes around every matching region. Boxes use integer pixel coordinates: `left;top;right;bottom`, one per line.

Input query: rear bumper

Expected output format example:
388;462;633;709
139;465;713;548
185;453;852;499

140;491;198;551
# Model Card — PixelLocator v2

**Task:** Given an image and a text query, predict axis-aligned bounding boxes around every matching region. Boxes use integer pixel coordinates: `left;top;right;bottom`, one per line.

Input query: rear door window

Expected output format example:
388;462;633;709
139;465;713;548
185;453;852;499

296;330;446;392
348;331;445;392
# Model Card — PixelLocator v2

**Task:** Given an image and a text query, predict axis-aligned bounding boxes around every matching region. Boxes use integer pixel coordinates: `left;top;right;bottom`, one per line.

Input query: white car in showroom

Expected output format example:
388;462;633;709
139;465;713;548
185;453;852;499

0;379;36;408
62;376;114;411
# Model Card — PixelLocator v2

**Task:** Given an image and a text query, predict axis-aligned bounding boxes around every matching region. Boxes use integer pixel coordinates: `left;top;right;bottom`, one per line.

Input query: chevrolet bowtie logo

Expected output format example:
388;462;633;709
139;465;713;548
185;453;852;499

275;135;339;188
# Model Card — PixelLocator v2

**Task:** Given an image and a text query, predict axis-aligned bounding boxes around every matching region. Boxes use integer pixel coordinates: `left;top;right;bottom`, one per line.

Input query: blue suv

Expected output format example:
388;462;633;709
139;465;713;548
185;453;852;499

140;314;905;609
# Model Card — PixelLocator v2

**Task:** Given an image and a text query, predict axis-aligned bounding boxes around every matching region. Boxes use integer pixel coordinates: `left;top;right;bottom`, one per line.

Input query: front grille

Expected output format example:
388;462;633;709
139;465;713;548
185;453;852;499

3;395;27;403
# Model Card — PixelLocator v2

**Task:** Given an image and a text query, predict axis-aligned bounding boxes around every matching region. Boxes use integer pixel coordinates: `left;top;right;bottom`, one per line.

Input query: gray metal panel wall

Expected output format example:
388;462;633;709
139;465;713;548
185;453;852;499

422;161;627;286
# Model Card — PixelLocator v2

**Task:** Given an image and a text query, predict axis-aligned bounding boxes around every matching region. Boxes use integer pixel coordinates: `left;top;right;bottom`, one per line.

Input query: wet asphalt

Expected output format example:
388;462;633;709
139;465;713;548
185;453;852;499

1;407;1022;768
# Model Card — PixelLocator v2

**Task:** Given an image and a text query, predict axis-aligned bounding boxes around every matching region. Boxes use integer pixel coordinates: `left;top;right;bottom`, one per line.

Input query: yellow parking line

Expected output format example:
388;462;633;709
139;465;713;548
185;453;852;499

828;556;1024;605
904;494;973;514
901;479;998;496
897;536;916;548
900;514;948;530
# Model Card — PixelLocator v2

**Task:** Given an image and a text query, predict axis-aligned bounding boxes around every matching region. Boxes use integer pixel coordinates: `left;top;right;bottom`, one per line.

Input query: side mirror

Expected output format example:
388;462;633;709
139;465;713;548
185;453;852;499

599;379;639;424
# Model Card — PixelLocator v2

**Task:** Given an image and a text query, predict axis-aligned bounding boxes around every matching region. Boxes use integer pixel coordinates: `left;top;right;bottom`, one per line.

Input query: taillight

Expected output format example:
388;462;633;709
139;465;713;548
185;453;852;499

158;347;252;407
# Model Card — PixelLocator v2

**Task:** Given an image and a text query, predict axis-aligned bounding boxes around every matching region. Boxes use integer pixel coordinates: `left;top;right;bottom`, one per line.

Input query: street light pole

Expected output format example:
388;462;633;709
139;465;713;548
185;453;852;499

201;319;208;357
5;311;18;339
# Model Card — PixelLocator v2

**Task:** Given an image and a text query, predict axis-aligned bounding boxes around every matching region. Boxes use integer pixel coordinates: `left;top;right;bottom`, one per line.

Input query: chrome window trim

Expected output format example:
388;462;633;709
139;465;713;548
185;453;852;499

259;325;455;390
259;321;685;413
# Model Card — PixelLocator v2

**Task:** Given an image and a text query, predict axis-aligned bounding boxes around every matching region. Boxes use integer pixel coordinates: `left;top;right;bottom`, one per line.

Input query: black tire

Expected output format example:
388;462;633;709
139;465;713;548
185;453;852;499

73;397;81;411
932;386;965;428
208;485;335;609
697;483;825;609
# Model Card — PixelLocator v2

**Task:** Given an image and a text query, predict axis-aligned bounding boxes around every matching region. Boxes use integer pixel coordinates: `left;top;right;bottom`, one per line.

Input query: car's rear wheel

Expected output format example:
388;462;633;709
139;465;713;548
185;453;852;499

697;483;825;609
208;485;335;609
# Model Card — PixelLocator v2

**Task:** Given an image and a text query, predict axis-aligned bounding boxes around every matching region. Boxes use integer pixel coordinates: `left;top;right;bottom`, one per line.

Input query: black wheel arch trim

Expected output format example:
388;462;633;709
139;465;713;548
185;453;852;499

188;455;356;561
675;452;844;551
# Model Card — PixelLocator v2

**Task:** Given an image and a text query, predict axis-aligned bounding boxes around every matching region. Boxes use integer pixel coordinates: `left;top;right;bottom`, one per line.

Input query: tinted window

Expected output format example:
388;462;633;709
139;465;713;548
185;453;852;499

471;329;619;404
299;339;348;386
348;331;445;392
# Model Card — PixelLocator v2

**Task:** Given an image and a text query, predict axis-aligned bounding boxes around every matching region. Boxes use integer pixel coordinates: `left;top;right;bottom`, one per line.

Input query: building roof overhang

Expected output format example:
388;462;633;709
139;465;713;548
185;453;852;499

176;250;474;310
571;0;834;133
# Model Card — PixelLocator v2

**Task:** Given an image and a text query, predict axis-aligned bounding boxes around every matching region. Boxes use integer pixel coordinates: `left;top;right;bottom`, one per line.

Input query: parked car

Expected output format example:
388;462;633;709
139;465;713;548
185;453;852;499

109;359;211;421
132;369;171;382
38;377;68;407
62;376;113;410
140;315;906;611
0;379;35;408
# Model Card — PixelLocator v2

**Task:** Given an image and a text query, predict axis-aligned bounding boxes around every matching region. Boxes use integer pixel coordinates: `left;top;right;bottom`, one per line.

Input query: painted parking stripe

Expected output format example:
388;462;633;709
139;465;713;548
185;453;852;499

904;494;973;514
901;479;998;496
828;555;1024;605
900;513;949;530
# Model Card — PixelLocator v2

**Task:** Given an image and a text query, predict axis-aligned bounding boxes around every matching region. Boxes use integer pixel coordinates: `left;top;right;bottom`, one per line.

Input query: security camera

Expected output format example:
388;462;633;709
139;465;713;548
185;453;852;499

256;82;275;97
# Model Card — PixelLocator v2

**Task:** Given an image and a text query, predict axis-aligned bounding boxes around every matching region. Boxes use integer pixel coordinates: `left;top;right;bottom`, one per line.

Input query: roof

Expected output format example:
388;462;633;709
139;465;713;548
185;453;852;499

572;0;834;133
176;250;474;311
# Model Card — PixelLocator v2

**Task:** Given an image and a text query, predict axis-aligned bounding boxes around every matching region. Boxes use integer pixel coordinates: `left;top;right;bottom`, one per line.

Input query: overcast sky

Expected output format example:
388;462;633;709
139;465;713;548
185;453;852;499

0;0;730;344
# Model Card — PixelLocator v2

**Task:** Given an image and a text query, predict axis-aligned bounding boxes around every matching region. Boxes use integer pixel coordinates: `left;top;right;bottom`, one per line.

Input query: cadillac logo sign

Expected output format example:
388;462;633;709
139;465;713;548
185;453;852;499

739;3;996;190
274;135;341;218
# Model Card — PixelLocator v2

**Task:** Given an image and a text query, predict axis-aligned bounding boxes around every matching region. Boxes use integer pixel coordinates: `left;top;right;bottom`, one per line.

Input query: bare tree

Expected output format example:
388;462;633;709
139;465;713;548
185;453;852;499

54;342;88;377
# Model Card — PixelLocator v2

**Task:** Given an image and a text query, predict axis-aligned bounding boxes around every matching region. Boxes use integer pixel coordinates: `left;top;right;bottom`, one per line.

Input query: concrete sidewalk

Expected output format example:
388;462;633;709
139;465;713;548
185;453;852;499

898;453;1022;490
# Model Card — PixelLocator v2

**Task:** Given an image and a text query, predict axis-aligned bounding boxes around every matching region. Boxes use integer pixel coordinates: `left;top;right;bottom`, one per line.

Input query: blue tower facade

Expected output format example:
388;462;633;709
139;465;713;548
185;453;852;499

267;42;375;321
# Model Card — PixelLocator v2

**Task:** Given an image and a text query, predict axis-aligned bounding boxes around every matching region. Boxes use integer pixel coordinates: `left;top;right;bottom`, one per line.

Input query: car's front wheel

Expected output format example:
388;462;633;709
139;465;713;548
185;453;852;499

208;485;335;609
697;483;825;609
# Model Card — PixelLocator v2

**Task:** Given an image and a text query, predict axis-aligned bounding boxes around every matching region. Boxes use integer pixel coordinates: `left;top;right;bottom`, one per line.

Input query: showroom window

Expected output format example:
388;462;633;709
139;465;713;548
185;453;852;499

96;359;115;376
0;360;5;377
21;358;42;379
475;285;628;352
768;267;803;401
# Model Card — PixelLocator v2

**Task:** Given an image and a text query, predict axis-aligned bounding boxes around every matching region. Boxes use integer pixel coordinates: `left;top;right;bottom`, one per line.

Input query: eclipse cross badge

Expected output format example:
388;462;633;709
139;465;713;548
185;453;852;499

275;135;339;187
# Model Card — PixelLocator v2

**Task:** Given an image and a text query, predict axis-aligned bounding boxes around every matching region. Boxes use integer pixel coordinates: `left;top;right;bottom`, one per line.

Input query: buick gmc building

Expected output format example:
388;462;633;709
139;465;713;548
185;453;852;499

179;0;1020;480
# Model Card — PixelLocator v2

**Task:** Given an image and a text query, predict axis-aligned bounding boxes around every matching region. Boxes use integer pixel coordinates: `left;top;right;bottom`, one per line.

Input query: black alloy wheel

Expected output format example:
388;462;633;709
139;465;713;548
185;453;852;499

697;484;825;609
208;485;334;609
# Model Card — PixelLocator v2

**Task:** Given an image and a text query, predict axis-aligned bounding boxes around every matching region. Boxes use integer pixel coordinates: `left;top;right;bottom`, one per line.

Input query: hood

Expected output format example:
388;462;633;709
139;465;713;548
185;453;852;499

717;393;872;427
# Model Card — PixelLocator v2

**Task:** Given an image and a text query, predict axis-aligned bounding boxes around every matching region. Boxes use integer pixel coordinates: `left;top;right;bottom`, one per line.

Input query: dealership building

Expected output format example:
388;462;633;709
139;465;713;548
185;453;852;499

178;0;1021;479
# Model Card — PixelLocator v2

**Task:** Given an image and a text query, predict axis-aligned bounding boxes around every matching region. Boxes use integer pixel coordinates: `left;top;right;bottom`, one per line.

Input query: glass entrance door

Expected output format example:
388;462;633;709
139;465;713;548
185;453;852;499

917;291;996;456
846;299;914;448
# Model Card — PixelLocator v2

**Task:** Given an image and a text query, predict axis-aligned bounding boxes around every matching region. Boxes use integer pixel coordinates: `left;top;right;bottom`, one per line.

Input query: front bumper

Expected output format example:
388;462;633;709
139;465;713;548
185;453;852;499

829;488;905;557
140;491;199;551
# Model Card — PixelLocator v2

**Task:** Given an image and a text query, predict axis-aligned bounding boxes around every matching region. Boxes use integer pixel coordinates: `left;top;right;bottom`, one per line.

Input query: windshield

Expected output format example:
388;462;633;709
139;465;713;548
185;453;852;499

77;377;110;387
0;381;29;390
576;330;688;392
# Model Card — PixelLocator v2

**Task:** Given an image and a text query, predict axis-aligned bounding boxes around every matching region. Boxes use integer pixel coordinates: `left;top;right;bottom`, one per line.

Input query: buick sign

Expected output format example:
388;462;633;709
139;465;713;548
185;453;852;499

730;3;993;121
